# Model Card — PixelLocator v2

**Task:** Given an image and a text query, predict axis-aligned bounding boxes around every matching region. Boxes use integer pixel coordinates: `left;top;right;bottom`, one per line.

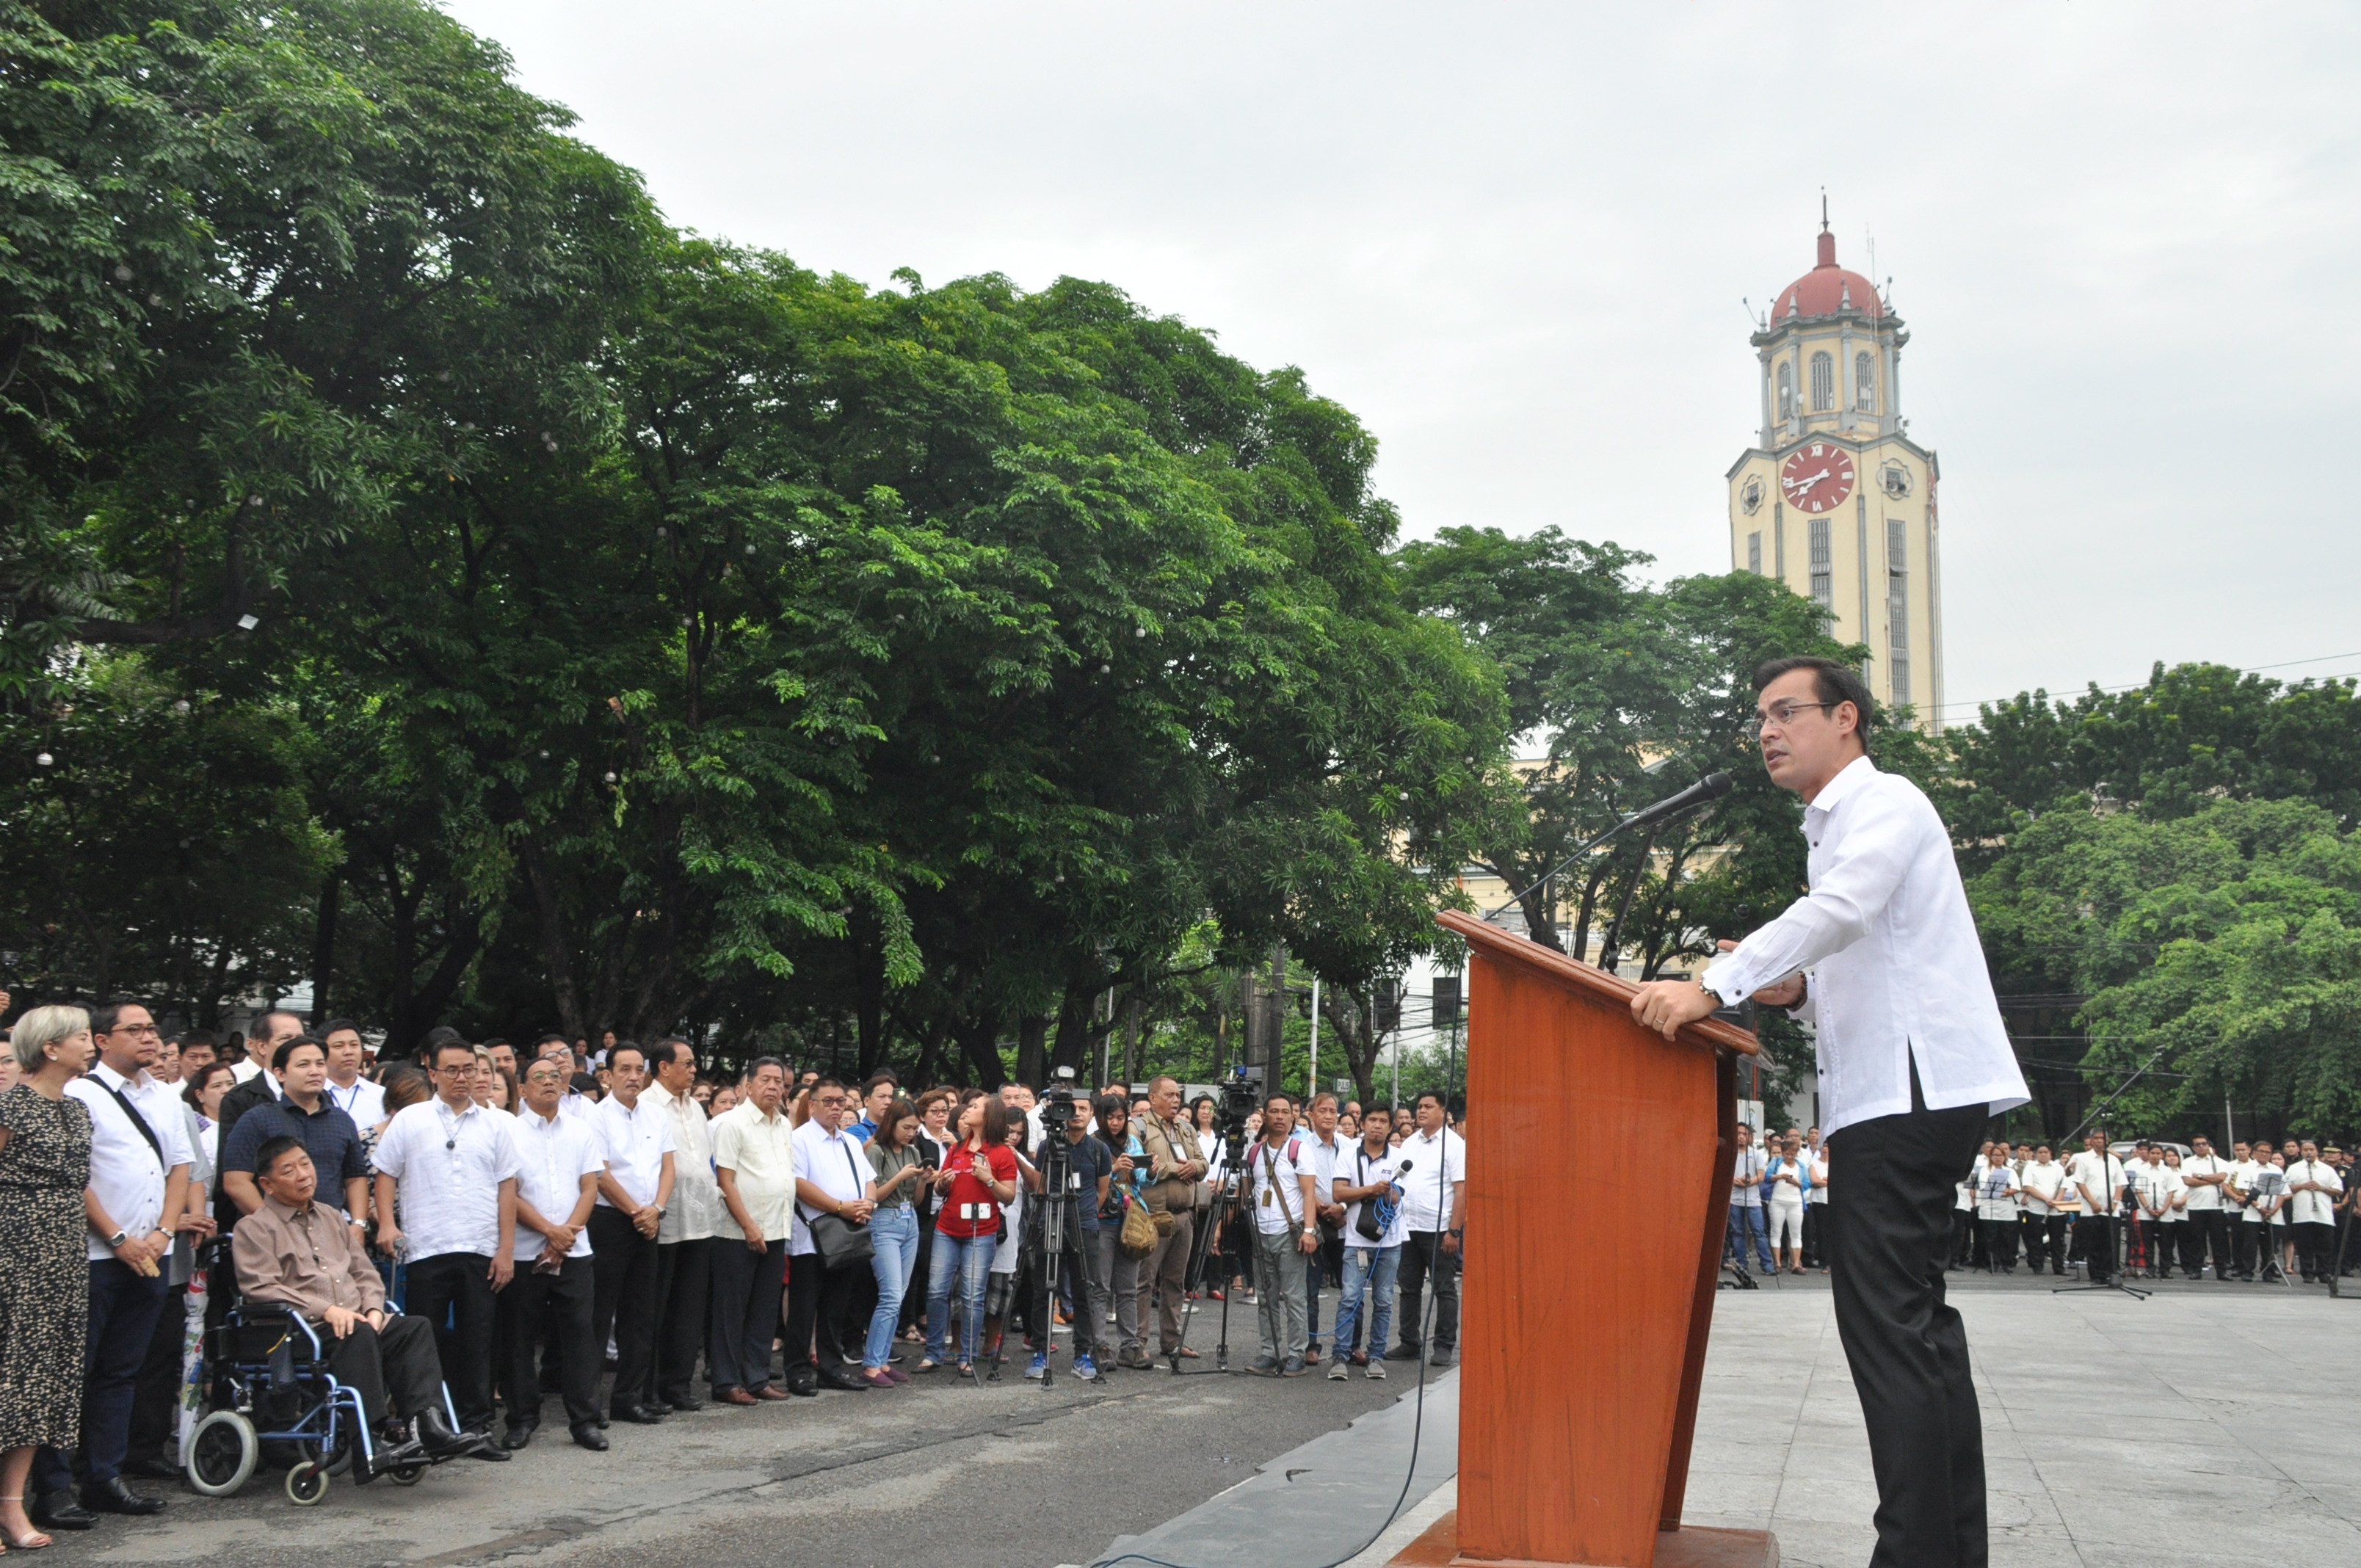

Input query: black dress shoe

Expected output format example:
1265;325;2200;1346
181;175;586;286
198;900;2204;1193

419;1408;488;1459
818;1368;870;1393
85;1477;167;1515
784;1369;820;1398
28;1490;94;1531
465;1444;512;1462
570;1423;609;1452
659;1391;704;1412
612;1404;667;1425
501;1426;536;1451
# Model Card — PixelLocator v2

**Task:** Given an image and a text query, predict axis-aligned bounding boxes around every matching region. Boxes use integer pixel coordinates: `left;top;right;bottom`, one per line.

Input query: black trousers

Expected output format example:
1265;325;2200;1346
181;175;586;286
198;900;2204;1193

1026;1203;1099;1360
403;1252;498;1432
126;1282;189;1464
2186;1209;2230;1277
2232;1219;2260;1277
1827;1094;1990;1568
651;1238;711;1401
2294;1219;2336;1280
2019;1213;2056;1273
901;1218;935;1333
784;1250;861;1373
588;1208;660;1412
499;1254;598;1431
1395;1231;1461;1352
324;1313;445;1431
1976;1216;2018;1271
1802;1202;1825;1268
2072;1216;2117;1282
706;1236;787;1395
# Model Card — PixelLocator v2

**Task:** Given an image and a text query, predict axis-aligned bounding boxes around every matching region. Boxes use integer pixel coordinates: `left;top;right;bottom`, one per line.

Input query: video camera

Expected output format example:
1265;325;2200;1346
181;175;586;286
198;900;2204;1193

1039;1065;1081;1133
1216;1064;1262;1166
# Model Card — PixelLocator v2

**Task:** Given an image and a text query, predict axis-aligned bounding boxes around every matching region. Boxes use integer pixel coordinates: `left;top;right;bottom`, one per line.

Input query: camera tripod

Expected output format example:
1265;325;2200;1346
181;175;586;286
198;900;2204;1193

984;1127;1106;1386
1169;1141;1250;1374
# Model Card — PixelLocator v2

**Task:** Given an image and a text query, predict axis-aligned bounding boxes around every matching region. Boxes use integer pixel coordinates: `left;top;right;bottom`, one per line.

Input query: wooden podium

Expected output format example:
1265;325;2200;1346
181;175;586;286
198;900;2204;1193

1393;911;1776;1568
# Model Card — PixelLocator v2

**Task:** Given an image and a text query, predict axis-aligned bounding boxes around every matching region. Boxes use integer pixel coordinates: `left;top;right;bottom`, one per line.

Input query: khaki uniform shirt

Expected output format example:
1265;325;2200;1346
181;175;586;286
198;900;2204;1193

1137;1112;1206;1215
647;1080;721;1243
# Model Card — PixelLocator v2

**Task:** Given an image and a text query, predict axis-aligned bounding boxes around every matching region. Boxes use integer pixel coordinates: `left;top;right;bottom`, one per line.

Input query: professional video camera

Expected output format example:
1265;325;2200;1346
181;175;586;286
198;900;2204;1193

1215;1064;1262;1166
1038;1064;1081;1134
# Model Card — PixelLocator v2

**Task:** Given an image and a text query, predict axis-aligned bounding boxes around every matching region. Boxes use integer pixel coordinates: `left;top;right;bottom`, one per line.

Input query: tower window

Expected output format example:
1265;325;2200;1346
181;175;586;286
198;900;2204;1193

1809;518;1832;609
1777;361;1794;421
1887;516;1910;704
1747;531;1762;575
1810;351;1834;413
1855;351;1875;413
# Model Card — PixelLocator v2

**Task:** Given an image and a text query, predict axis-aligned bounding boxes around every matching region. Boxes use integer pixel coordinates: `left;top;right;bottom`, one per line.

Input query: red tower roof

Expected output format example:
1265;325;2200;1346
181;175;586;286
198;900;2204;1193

1773;222;1883;322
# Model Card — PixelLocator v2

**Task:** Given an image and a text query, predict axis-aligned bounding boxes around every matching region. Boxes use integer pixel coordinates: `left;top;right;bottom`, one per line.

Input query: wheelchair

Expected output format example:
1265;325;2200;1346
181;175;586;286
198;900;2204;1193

182;1303;463;1505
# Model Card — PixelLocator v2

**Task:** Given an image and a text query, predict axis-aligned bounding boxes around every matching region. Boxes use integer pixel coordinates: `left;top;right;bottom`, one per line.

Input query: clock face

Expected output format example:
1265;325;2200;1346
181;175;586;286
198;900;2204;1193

1780;443;1856;514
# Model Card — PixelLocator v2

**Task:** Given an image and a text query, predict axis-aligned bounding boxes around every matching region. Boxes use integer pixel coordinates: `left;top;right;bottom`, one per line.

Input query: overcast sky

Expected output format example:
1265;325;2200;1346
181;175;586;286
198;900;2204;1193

445;1;2361;723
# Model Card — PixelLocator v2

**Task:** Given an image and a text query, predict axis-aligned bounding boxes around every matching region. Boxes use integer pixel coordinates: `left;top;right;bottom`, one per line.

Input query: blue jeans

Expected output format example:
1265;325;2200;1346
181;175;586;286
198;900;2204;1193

1729;1204;1773;1268
1333;1244;1399;1362
924;1229;995;1365
863;1206;921;1369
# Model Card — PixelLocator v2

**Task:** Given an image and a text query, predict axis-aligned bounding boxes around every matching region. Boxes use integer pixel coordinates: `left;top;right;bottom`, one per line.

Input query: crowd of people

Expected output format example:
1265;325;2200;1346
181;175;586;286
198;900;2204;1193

0;998;1469;1545
1724;1122;2359;1284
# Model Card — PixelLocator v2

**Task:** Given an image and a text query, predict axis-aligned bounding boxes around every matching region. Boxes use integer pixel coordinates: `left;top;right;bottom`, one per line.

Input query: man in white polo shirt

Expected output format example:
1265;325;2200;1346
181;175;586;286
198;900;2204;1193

371;1037;521;1454
708;1059;795;1404
1388;1091;1466;1368
2018;1145;2067;1275
499;1056;605;1451
588;1042;675;1426
319;1019;385;1131
645;1039;719;1411
787;1077;874;1394
2178;1134;2232;1280
2285;1139;2344;1283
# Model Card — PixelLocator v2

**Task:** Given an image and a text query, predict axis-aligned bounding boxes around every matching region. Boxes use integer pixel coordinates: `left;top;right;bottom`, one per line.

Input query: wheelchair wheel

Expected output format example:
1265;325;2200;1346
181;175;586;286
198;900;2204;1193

185;1409;259;1497
388;1463;425;1487
286;1459;330;1506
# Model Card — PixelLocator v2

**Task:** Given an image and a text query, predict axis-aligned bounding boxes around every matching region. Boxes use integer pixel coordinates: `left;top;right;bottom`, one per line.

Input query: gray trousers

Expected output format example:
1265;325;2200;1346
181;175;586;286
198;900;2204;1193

1252;1228;1308;1361
1092;1228;1143;1352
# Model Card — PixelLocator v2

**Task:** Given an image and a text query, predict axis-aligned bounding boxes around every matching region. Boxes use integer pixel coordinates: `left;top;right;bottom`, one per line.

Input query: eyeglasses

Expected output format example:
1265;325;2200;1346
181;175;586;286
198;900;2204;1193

1757;700;1836;733
109;1023;162;1037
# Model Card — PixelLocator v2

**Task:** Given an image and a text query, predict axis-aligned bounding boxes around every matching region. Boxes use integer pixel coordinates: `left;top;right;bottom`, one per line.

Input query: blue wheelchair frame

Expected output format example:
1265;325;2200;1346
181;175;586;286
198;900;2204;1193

206;1302;460;1483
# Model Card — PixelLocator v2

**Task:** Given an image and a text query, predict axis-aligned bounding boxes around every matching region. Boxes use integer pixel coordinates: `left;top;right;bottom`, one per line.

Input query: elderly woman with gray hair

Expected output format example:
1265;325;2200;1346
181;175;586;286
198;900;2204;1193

0;1004;98;1550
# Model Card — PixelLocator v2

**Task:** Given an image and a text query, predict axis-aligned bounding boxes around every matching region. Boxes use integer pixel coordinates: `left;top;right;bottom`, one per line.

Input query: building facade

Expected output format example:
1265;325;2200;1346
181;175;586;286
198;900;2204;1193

1726;218;1943;728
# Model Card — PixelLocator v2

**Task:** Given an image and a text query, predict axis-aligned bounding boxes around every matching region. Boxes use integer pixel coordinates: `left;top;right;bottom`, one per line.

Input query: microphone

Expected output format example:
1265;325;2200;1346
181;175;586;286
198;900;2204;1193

1484;772;1738;921
1617;771;1736;832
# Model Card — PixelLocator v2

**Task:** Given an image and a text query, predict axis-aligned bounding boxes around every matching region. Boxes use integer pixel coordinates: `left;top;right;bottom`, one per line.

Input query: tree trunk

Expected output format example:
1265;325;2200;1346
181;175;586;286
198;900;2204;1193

516;838;586;1042
308;871;341;1026
1015;1013;1051;1088
855;931;886;1075
954;1009;1005;1089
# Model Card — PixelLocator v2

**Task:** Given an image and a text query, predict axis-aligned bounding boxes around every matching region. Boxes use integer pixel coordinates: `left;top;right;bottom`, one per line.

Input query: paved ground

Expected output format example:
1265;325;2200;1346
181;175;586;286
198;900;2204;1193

47;1294;1437;1568
40;1270;2361;1568
1680;1269;2361;1568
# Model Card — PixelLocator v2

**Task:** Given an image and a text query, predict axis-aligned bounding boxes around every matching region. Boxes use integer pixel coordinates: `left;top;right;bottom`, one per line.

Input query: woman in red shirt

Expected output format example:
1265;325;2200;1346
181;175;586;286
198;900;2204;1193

918;1095;1018;1376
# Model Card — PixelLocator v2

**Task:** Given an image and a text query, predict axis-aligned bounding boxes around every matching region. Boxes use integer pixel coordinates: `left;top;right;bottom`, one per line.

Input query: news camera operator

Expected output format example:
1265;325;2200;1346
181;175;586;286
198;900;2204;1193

1019;1073;1109;1381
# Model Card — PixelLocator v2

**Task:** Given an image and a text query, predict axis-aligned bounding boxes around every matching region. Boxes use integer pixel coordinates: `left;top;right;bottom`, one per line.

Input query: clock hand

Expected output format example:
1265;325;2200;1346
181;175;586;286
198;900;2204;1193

1786;468;1829;495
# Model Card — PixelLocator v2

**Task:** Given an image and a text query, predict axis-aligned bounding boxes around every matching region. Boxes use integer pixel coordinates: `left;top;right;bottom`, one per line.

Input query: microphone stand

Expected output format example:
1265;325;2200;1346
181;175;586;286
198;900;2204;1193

2053;1122;2147;1302
1483;774;1733;945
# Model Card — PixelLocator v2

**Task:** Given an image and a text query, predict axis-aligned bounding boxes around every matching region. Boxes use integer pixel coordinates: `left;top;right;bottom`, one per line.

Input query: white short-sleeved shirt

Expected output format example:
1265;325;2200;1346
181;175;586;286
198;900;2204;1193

2132;1166;2183;1218
2020;1161;2067;1216
2285;1159;2344;1226
509;1106;604;1260
710;1102;796;1242
1763;1153;1807;1205
1807;1150;1829;1205
1341;1143;1410;1249
370;1098;523;1260
2179;1153;2230;1211
1975;1161;2020;1222
791;1118;869;1257
1732;1145;1768;1209
2066;1151;2125;1216
324;1075;385;1131
1244;1136;1309;1237
648;1081;720;1243
1395;1126;1466;1233
70;1064;195;1262
590;1094;675;1211
1301;1130;1346;1206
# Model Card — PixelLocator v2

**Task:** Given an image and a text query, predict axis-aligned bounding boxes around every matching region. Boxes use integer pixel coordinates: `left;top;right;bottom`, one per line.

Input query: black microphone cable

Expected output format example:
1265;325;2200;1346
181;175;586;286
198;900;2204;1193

1482;772;1735;924
1092;1022;1465;1568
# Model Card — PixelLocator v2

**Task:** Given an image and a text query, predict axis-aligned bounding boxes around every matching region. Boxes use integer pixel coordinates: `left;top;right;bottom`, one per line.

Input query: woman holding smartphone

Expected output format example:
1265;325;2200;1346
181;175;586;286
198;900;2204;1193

918;1096;1017;1377
860;1099;928;1387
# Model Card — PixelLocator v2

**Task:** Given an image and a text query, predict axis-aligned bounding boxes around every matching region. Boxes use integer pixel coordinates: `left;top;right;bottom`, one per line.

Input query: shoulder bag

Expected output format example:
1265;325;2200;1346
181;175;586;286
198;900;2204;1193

799;1140;875;1271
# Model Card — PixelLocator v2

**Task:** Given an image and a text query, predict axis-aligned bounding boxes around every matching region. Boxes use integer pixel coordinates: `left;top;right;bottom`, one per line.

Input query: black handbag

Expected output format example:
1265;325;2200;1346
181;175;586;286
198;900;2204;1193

800;1140;875;1271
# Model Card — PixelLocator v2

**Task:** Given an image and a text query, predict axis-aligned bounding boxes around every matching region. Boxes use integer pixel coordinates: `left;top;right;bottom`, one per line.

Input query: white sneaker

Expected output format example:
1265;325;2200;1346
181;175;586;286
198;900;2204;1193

1365;1360;1388;1379
1327;1359;1349;1380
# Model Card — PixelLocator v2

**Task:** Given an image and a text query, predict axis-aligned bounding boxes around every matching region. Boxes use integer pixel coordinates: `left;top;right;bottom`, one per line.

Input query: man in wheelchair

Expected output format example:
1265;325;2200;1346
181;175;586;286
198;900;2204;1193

232;1137;489;1473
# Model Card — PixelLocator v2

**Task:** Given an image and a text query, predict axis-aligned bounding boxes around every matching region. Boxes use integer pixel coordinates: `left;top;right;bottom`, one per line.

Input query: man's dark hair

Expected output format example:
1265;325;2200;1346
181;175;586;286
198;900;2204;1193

861;1070;899;1097
89;998;145;1037
254;1135;308;1180
607;1039;646;1069
431;1038;476;1068
810;1075;846;1097
272;1034;326;1072
1414;1089;1450;1113
745;1055;787;1081
646;1039;694;1070
176;1029;218;1050
319;1018;362;1041
570;1072;602;1099
1754;656;1875;758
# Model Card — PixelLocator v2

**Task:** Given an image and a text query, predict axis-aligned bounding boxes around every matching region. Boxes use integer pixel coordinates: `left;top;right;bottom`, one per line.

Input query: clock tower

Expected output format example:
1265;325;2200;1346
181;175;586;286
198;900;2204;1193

1727;213;1943;729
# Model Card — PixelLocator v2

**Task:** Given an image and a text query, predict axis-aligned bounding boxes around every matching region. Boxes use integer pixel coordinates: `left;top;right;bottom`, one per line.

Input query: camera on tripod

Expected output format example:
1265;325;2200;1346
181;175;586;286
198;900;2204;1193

1036;1067;1081;1186
1216;1064;1263;1166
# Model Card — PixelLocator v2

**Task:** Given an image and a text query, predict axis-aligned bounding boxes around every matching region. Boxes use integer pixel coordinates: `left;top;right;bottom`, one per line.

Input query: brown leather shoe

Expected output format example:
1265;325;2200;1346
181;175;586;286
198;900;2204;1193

752;1384;793;1401
717;1386;759;1407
